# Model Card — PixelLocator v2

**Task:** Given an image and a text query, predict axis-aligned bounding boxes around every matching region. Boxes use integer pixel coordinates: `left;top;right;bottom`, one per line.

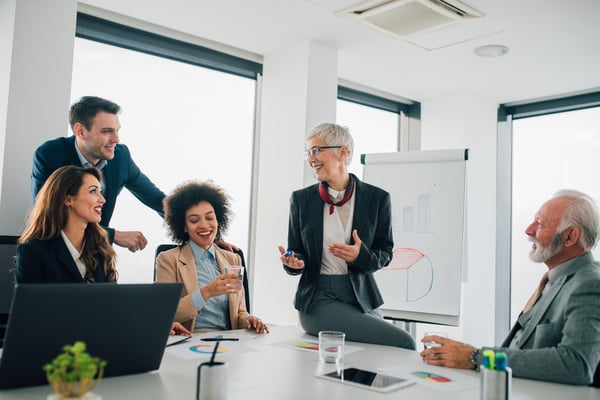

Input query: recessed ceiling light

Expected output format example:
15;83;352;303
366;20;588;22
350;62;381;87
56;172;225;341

474;44;509;58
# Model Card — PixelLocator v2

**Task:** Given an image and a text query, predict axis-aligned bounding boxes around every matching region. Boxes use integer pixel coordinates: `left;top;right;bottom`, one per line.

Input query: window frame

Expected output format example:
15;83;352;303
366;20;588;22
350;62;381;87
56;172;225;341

495;90;600;343
337;85;421;154
76;13;262;80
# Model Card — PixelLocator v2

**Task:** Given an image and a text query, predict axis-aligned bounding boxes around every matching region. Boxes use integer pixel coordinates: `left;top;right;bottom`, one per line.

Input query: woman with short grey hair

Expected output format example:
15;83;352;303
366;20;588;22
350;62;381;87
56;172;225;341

279;122;415;349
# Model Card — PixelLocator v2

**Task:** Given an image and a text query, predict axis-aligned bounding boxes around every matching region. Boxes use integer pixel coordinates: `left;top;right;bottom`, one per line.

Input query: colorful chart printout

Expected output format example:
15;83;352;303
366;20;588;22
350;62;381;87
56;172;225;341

412;371;452;383
189;344;228;354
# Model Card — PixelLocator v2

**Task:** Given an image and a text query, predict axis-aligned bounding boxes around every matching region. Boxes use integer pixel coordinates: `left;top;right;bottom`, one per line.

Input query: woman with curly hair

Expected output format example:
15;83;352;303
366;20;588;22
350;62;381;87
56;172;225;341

156;180;268;334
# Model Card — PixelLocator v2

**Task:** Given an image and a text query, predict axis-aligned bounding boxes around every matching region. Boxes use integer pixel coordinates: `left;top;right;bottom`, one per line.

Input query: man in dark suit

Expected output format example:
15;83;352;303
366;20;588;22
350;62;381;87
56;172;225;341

31;96;165;253
420;190;600;386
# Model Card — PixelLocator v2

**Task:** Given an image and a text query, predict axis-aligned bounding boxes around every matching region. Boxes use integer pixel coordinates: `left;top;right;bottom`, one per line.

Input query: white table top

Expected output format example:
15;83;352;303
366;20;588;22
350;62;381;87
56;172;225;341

0;325;597;399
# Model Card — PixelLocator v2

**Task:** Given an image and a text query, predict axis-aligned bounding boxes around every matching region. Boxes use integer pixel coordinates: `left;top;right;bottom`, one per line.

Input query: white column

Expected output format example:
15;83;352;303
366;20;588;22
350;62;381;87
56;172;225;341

251;40;337;325
421;95;499;347
0;0;77;234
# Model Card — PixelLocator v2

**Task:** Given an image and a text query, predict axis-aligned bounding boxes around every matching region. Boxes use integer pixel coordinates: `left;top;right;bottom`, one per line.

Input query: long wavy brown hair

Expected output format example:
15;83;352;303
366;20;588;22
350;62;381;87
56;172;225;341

19;166;117;282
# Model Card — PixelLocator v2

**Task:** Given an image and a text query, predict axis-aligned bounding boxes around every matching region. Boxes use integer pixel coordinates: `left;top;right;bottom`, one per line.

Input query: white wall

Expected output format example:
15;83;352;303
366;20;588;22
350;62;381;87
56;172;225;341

0;0;77;235
421;95;499;347
251;40;337;325
0;0;16;193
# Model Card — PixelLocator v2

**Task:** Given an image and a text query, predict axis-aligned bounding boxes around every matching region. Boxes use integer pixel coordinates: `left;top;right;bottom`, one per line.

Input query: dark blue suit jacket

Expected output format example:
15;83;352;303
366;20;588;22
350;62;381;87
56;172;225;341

16;236;110;283
31;136;165;242
284;175;394;314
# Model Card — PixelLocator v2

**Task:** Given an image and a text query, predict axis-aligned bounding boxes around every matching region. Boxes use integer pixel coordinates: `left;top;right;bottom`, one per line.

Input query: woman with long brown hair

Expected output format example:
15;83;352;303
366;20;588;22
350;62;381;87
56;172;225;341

15;165;191;335
16;165;117;283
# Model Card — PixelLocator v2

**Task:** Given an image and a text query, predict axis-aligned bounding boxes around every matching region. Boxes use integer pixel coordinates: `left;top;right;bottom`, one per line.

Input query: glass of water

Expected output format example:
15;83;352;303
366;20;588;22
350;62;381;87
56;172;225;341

318;330;345;364
423;331;448;350
224;265;244;288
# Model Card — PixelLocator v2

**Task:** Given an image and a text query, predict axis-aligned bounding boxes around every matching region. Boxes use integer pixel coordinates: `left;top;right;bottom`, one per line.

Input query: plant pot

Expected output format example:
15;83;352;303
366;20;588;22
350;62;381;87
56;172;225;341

47;391;102;400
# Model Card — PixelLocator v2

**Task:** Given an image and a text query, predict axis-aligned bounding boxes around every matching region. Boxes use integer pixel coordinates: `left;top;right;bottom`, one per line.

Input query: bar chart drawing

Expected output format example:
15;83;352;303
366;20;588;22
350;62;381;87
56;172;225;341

402;193;432;233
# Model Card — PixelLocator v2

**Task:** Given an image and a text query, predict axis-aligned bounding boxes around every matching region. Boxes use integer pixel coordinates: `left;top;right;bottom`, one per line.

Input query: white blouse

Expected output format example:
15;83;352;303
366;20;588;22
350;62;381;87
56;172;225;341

320;186;355;275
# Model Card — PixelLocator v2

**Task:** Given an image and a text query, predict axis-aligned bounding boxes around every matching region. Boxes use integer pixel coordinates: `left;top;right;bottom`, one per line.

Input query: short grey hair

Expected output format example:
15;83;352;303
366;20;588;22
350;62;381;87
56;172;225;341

554;189;599;251
307;123;354;166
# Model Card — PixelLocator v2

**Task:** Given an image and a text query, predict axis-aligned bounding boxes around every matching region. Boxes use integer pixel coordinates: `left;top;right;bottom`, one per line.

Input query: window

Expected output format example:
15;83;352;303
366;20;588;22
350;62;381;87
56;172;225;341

71;14;259;282
336;99;399;176
337;86;419;176
499;92;600;329
510;105;600;325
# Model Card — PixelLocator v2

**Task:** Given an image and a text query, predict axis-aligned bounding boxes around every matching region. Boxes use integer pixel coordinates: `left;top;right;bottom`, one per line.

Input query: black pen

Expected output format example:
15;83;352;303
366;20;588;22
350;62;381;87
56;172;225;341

200;337;239;342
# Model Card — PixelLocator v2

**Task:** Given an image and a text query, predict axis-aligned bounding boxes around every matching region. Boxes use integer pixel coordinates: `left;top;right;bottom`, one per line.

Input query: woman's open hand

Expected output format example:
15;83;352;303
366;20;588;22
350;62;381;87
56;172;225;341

278;246;305;270
327;229;361;263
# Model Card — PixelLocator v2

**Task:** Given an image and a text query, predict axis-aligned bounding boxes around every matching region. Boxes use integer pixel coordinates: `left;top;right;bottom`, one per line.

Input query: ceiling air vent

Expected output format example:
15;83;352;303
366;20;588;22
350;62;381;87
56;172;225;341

336;0;483;38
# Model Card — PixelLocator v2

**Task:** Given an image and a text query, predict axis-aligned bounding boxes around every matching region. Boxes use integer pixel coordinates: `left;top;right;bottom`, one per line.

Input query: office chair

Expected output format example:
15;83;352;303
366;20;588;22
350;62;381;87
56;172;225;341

0;235;19;348
153;244;251;313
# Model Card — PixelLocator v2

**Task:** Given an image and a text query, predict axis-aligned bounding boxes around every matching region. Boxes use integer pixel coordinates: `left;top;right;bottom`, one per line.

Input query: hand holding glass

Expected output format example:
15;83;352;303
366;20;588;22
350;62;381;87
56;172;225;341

423;331;448;350
319;331;345;364
224;266;244;289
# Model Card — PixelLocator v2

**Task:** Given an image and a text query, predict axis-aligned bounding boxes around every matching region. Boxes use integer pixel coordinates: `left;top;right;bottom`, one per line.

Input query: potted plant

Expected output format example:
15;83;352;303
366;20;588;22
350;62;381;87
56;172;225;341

44;341;106;400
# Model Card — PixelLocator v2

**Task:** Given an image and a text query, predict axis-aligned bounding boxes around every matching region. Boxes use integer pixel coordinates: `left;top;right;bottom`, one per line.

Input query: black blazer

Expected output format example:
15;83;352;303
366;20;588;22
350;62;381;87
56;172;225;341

284;174;394;314
31;136;165;242
15;236;110;283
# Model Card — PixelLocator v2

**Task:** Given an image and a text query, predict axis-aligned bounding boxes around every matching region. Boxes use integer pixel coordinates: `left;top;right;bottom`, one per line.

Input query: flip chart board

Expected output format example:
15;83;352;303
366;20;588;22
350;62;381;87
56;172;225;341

362;149;467;326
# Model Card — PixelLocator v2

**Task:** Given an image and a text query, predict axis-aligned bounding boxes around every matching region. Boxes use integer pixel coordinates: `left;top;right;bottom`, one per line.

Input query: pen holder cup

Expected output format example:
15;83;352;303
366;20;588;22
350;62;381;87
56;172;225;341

197;361;227;400
480;366;511;400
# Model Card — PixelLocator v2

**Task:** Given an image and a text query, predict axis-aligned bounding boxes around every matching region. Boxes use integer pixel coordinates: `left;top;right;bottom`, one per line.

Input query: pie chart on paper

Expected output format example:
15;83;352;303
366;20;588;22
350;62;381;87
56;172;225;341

411;371;452;383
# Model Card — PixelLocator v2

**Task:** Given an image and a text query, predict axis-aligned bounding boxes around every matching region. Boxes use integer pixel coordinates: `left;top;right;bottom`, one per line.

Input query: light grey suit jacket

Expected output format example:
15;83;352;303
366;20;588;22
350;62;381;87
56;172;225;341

497;252;600;385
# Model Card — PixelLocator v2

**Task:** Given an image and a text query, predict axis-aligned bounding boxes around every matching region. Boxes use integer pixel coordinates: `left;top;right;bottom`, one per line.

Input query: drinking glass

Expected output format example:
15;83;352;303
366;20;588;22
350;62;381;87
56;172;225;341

318;331;345;364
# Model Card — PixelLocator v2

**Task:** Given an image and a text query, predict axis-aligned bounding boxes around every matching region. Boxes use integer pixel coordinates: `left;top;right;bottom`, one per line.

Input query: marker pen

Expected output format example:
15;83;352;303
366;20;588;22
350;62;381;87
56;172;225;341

482;349;495;370
494;352;507;371
480;351;511;400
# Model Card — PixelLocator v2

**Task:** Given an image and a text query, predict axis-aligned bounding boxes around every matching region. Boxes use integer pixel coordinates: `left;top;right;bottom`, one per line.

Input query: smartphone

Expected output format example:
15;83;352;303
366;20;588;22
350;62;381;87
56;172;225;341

317;367;415;393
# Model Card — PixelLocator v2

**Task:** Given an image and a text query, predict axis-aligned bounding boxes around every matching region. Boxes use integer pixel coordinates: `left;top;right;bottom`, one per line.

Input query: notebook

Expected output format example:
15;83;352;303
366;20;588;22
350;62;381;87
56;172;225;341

0;282;182;389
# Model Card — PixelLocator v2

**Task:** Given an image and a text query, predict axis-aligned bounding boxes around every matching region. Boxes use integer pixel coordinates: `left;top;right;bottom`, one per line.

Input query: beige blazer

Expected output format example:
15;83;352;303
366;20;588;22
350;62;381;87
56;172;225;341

155;243;249;331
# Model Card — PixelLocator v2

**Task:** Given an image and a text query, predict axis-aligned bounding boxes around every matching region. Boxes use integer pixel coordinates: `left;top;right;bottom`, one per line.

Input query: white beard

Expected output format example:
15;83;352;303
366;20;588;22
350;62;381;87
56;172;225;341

528;234;563;263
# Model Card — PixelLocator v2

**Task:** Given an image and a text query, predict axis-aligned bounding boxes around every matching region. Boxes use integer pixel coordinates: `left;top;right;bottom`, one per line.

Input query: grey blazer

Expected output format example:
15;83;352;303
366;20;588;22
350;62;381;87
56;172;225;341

498;252;600;385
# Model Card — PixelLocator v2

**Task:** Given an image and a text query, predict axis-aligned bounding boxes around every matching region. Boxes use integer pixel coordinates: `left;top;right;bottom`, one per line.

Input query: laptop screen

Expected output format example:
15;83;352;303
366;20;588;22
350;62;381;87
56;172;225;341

0;282;182;389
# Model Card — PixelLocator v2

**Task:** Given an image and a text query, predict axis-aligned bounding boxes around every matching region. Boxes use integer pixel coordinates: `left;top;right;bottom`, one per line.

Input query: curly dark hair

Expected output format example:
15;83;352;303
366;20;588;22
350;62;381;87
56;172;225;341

163;180;232;244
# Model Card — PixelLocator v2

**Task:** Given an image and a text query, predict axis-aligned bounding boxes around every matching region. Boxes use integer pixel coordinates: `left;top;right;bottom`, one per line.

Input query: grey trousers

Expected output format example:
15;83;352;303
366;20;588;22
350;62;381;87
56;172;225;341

299;275;416;350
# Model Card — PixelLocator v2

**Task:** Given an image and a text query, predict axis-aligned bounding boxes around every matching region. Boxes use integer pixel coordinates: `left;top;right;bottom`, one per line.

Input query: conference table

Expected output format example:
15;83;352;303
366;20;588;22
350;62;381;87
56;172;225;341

0;325;597;399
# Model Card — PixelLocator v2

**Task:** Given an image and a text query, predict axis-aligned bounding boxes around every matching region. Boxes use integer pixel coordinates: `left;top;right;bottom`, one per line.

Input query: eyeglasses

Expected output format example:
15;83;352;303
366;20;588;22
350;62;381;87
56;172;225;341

305;146;342;159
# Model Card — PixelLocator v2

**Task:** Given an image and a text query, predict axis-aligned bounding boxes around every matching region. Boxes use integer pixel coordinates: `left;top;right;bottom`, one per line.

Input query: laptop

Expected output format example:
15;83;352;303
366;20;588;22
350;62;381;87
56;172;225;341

0;282;183;389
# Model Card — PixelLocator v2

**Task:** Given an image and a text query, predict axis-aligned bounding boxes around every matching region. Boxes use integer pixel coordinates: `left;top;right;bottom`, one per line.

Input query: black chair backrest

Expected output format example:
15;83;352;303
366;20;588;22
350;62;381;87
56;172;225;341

0;235;18;348
154;244;250;313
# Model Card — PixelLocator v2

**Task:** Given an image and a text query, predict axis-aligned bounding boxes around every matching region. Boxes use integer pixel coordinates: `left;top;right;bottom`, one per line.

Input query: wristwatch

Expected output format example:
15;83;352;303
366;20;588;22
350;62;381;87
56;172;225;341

470;348;481;371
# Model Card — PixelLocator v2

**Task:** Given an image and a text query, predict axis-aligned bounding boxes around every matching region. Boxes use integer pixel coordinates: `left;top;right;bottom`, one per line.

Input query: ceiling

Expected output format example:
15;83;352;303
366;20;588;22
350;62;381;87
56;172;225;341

80;0;600;105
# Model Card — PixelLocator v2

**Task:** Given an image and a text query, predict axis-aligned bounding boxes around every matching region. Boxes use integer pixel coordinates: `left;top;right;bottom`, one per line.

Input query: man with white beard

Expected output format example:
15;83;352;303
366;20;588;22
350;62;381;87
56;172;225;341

419;189;600;386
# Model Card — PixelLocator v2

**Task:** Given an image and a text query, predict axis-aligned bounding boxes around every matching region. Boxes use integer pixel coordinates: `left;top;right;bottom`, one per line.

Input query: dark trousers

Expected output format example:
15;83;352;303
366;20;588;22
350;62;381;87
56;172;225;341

299;275;415;350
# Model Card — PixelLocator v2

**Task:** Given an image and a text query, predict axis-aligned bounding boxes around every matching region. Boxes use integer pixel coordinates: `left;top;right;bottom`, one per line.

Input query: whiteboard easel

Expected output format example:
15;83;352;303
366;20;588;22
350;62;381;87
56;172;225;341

362;149;468;326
